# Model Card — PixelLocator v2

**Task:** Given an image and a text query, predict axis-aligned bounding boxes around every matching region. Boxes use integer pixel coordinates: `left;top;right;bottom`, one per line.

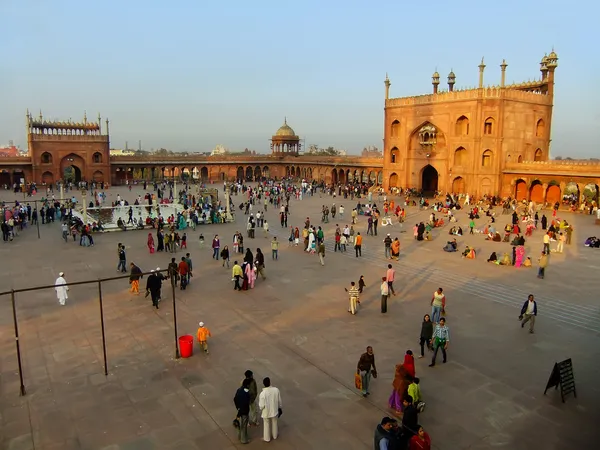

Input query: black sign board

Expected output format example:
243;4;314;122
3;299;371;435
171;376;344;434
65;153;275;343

544;358;577;403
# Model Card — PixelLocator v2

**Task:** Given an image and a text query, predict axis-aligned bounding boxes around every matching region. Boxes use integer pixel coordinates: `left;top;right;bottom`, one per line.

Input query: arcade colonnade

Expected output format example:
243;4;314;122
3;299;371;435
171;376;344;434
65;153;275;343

510;177;600;204
110;163;384;185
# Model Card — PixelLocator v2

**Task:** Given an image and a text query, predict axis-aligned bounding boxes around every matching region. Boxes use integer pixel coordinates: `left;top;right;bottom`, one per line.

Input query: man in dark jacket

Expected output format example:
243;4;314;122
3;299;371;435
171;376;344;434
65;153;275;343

373;416;395;450
145;270;161;310
244;370;259;426
401;396;419;437
519;294;537;333
234;378;252;444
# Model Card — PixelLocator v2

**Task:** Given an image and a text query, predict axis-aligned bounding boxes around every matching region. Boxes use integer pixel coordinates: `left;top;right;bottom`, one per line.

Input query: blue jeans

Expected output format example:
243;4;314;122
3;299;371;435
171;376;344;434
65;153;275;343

117;260;126;272
272;249;278;260
431;305;442;323
384;247;391;258
360;370;372;395
213;248;219;259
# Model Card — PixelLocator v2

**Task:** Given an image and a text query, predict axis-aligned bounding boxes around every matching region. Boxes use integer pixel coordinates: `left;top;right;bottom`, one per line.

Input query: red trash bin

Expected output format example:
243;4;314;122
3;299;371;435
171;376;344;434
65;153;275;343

179;335;194;358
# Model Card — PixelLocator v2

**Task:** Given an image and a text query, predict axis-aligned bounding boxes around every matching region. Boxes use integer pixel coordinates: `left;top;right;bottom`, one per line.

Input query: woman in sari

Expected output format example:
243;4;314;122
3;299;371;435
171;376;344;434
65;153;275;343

514;245;525;267
245;262;256;289
403;350;416;379
388;363;410;415
391;238;400;260
147;232;155;253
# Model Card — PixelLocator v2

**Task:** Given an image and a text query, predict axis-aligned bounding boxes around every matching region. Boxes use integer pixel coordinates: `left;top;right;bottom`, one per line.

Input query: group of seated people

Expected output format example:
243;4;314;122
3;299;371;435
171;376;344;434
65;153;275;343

487;251;533;267
584;236;600;248
461;245;476;259
448;226;463;236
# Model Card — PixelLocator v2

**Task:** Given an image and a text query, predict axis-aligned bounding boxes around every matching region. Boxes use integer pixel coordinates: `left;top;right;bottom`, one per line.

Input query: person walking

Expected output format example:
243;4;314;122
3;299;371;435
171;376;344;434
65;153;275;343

519;294;537;334
386;264;396;296
54;272;69;306
356;346;377;397
117;243;127;273
220;245;230;268
255;248;266;280
373;417;396;450
354;232;363;257
543;232;550;255
212;235;221;260
178;257;189;290
318;241;325;266
271;237;279;260
556;232;565;253
429;318;450;367
234;379;251;444
380;277;389;313
145;270;161;309
232;261;243;291
537;251;548;279
418;314;433;358
345;281;360;315
244;370;259;426
430;288;445;324
384;233;392;259
258;377;282;443
129;263;143;295
61;222;69;243
196;322;212;353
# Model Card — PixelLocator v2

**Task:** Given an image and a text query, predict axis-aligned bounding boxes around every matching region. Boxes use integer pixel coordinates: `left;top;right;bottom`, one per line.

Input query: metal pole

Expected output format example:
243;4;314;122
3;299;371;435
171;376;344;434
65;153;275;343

97;281;108;376
11;290;26;396
35;200;40;239
171;275;180;359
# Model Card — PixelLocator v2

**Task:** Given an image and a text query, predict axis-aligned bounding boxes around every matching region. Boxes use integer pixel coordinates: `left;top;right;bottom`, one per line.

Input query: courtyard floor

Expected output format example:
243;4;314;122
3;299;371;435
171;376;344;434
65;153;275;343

1;184;599;450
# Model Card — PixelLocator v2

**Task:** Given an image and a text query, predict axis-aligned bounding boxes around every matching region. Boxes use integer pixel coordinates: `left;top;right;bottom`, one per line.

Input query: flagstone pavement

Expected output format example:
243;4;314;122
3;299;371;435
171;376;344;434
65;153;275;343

1;185;599;450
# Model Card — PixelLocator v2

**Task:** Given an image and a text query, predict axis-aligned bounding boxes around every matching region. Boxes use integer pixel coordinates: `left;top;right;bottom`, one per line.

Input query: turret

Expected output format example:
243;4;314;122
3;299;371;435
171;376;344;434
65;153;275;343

540;54;549;81
384;73;391;100
500;59;508;87
447;70;456;92
478;57;486;88
432;70;440;94
546;50;558;98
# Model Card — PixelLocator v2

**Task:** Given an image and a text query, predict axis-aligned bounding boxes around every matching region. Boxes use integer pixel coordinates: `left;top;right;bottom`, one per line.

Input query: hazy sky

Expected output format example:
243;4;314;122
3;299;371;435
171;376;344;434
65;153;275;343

2;0;598;156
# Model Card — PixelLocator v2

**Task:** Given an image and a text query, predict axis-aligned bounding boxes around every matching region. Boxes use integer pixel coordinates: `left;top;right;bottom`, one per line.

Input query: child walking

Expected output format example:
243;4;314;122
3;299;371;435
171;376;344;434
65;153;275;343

197;322;212;354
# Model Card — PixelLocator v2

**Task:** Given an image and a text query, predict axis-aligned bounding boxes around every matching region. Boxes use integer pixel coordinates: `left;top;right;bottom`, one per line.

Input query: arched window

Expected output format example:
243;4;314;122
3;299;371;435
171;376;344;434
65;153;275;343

454;147;466;166
455;116;469;135
484;117;495;135
536;119;545;137
93;152;103;163
41;152;52;164
390;147;399;164
391;120;400;137
517;155;523;163
482;150;492;167
534;148;543;161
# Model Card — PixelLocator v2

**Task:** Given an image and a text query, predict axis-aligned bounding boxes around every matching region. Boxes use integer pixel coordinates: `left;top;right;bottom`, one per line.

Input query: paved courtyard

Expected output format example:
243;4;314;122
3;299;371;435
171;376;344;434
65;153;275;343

1;184;599;450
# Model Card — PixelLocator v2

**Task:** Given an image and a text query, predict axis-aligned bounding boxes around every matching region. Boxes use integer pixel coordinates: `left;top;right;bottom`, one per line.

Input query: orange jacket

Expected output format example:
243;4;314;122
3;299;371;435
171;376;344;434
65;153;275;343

355;235;363;246
197;327;212;342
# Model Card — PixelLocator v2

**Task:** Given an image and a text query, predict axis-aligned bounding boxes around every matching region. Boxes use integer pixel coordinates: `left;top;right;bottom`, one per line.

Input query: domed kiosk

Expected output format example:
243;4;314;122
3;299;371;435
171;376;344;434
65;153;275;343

271;118;301;155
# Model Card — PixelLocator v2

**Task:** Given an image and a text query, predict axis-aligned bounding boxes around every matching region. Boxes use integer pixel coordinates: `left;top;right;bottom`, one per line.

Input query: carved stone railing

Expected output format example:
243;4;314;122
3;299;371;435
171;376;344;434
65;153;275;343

386;86;550;107
29;134;109;142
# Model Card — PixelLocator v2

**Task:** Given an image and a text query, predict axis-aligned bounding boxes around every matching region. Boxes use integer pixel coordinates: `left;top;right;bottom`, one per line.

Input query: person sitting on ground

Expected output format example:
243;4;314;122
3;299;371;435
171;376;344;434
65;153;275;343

487;251;497;263
443;239;457;252
499;252;511;265
456;226;463;236
523;256;532;267
462;246;476;259
448;226;456;235
424;230;432;241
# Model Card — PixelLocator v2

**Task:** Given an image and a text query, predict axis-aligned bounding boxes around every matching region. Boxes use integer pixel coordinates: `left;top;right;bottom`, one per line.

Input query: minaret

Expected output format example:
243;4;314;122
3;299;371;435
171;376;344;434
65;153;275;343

478;57;486;88
432;70;440;94
83;111;87;124
98;113;102;134
39;110;43;122
545;50;558;98
447;70;456;92
540;54;549;81
384;73;391;100
500;59;508;87
105;118;110;136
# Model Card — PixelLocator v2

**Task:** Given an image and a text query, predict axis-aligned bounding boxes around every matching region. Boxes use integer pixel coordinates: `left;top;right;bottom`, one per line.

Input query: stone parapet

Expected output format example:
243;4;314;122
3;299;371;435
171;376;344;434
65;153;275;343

29;135;109;143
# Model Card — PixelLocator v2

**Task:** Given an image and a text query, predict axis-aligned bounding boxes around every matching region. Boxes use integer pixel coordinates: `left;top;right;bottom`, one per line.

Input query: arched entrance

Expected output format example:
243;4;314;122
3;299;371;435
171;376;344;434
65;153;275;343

237;166;244;180
389;172;398;188
61;154;85;183
201;167;209;180
245;166;253;181
42;171;54;184
515;179;527;201
529;180;543;203
421;165;438;194
332;169;338;184
546;183;561;204
452;176;465;193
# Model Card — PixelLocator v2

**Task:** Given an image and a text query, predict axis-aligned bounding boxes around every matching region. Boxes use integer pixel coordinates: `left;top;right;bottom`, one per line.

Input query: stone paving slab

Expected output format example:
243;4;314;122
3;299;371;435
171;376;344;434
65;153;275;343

1;185;600;449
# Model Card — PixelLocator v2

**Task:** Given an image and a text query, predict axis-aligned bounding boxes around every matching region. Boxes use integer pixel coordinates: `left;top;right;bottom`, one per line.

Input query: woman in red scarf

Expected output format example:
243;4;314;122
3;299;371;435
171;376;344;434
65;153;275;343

409;425;431;450
147;232;155;253
403;350;416;379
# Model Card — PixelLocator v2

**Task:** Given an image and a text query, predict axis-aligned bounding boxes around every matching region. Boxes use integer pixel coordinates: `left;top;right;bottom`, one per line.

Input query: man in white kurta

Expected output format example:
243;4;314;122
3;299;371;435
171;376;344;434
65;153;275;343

55;272;69;306
258;377;282;442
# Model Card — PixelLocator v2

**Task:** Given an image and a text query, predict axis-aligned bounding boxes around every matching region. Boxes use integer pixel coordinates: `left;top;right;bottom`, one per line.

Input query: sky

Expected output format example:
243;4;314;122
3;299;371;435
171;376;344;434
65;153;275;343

1;0;599;157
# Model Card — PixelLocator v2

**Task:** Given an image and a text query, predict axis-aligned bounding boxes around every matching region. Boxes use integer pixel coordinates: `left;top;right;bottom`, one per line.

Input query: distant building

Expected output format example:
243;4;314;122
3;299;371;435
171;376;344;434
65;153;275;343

0;145;20;157
211;144;228;156
110;148;136;156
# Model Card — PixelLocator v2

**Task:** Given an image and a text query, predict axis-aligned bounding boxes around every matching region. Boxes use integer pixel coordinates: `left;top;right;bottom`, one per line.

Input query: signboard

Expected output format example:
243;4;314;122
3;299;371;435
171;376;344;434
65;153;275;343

544;358;577;403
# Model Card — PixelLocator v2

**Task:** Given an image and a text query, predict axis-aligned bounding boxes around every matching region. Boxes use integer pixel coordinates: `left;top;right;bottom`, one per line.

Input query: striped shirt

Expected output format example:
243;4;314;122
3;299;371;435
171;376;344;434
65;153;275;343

348;286;359;298
432;324;450;342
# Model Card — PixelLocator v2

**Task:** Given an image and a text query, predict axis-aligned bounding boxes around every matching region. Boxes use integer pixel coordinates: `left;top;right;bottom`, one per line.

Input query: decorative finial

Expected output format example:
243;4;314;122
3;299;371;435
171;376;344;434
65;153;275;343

83;111;87;123
39;110;43;121
284;116;287;125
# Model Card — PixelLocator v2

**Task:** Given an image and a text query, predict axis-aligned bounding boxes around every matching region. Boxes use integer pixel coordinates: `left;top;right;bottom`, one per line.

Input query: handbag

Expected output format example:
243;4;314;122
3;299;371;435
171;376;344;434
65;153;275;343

354;373;362;390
